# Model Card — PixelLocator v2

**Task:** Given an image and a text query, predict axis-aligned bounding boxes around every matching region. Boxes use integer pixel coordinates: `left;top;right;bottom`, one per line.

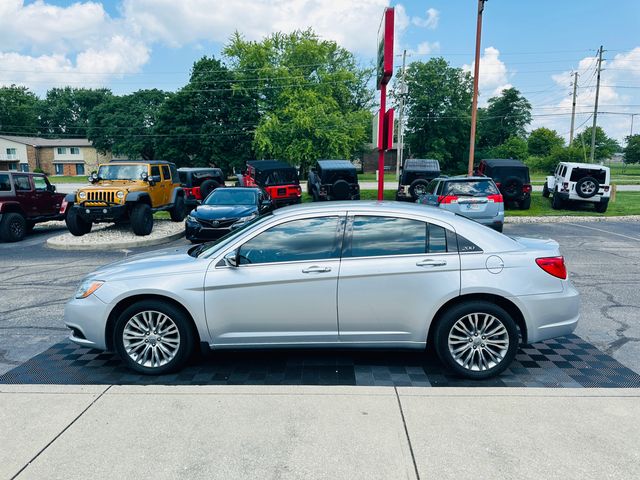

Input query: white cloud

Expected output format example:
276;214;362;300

463;46;512;101
412;8;439;29
410;41;440;56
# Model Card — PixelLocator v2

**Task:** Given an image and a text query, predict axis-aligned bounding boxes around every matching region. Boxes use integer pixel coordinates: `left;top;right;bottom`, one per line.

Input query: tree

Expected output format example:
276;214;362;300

488;136;528;160
41;87;112;138
403;58;473;172
478;88;531;148
88;89;171;159
155;56;259;173
528;127;564;157
0;85;41;136
624;134;640;164
223;30;373;173
574;126;621;161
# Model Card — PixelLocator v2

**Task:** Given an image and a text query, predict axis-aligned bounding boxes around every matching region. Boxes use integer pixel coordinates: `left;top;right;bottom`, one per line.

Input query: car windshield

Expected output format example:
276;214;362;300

98;164;147;181
205;189;256;205
445;180;499;196
191;213;272;258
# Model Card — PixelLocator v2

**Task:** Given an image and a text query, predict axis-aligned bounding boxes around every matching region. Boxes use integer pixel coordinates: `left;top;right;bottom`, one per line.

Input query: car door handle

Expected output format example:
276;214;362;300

416;259;447;267
302;266;332;273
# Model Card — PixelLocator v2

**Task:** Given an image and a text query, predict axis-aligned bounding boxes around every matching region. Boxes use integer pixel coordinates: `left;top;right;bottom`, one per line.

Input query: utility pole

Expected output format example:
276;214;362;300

395;49;407;180
569;71;578;145
590;45;604;163
631;113;638;137
467;0;487;176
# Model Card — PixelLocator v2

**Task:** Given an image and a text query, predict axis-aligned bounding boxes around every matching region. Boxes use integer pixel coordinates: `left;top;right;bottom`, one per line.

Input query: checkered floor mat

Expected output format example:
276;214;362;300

1;334;639;387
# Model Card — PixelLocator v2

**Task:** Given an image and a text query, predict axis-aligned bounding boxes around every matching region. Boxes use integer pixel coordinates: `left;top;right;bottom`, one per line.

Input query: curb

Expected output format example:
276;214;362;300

46;230;185;251
505;215;640;224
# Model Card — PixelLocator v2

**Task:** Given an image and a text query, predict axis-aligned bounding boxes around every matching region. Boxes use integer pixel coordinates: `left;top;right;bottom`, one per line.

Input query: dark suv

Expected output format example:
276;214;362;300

307;160;360;201
476;158;532;209
0;172;66;242
239;160;301;207
396;159;441;201
178;167;225;208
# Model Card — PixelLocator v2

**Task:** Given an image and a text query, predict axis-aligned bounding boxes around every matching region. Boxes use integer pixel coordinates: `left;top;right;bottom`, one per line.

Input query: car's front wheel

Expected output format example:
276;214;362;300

114;300;196;375
130;203;153;236
65;208;92;236
434;301;519;379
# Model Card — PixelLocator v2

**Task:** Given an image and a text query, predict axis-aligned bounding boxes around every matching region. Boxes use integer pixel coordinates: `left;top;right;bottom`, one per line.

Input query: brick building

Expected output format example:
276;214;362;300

0;136;111;176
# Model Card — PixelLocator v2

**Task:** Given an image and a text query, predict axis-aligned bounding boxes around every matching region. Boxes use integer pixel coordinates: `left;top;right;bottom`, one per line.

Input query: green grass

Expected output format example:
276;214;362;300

49;176;90;184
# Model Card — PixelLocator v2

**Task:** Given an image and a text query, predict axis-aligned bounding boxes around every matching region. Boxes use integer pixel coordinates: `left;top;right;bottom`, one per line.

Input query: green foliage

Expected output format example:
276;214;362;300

528;127;564;157
33;167;44;174
486;136;528;160
478;88;531;148
88;89;171;159
154;56;259;174
525;155;556;174
574;126;621;161
41;87;112;138
550;145;585;164
623;134;640;164
403;58;473;172
0;85;41;135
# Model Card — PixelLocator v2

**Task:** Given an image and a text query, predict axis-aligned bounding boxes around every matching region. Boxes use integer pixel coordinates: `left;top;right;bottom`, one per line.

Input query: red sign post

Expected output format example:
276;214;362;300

376;7;394;200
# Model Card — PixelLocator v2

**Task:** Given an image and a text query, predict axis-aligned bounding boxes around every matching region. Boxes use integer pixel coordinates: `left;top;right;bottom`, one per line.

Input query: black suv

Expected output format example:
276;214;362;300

307;160;360;201
475;158;532;209
396;159;441;201
177;167;225;208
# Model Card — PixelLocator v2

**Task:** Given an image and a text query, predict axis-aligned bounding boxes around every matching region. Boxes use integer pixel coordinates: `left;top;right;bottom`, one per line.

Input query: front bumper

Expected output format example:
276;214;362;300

64;294;109;351
76;203;127;222
514;281;580;344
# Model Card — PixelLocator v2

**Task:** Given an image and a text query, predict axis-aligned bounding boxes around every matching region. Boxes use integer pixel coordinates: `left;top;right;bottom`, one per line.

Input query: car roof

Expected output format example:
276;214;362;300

403;158;440;171
559;162;609;169
435;176;493;182
213;187;260;192
247;160;296;172
317;160;357;171
480;158;526;167
178;167;222;172
108;160;175;166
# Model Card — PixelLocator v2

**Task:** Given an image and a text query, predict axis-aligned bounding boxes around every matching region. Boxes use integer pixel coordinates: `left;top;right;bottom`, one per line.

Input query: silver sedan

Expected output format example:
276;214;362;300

64;201;579;379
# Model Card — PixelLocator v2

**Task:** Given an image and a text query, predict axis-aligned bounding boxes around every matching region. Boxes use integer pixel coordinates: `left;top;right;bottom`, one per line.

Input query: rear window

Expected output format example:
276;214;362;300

0;174;11;191
444;180;499;196
178;171;188;184
569;167;607;184
488;166;530;183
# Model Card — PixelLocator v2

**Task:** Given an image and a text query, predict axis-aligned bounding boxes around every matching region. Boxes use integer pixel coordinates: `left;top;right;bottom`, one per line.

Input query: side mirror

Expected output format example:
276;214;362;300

88;173;99;184
141;172;149;181
48;184;56;193
223;251;239;268
261;200;271;208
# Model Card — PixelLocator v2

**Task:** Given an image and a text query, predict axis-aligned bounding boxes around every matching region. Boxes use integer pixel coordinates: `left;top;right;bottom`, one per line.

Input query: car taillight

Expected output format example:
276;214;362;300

438;195;458;204
487;194;503;203
522;185;532;193
562;182;569;190
536;256;567;280
604;186;610;192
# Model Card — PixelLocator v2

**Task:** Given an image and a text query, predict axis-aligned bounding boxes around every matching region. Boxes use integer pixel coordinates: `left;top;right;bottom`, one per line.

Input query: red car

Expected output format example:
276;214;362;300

240;160;301;207
0;172;67;242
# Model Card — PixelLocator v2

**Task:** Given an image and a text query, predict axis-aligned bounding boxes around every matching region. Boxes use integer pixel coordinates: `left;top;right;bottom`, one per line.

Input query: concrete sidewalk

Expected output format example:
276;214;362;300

2;386;639;480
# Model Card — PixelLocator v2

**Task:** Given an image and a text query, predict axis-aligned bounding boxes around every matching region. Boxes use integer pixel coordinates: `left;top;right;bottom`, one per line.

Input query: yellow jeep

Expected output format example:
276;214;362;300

64;160;186;236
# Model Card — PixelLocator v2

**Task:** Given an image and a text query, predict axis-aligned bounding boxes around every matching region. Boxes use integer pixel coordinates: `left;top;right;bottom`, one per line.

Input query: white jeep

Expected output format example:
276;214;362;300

543;162;611;213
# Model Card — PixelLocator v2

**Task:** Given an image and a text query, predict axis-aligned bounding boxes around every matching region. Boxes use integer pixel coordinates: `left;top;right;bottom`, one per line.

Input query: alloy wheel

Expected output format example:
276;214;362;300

447;312;509;372
580;180;596;195
10;220;24;238
122;310;181;368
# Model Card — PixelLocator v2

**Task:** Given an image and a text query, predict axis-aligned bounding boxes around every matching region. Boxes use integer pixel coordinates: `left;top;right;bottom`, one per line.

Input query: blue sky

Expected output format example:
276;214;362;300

3;1;640;141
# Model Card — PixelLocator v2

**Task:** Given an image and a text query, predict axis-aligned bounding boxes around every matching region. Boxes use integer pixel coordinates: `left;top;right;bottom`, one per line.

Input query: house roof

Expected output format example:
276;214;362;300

0;135;92;147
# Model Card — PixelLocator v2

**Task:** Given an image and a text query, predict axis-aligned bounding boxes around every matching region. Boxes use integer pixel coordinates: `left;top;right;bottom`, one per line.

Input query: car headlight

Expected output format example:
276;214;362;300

231;214;256;228
78;191;87;199
116;191;125;199
75;279;104;299
187;214;198;223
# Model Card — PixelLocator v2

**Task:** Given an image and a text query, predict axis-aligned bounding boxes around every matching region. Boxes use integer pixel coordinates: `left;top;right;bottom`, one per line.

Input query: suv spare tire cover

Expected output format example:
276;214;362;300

199;179;219;199
332;179;350;200
501;176;523;199
408;179;429;199
575;176;599;198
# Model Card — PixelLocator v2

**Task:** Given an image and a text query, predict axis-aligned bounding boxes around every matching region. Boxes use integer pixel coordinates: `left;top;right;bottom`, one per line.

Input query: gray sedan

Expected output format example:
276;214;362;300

65;202;579;379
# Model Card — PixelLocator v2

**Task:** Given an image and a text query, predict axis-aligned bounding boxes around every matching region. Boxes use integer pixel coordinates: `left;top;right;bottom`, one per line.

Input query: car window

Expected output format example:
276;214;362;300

170;165;179;183
457;234;483;253
151;166;160;177
33;176;47;191
161;165;171;181
0;174;11;191
428;224;447;253
14;175;31;191
238;216;342;265
444;180;499;196
435;181;444;195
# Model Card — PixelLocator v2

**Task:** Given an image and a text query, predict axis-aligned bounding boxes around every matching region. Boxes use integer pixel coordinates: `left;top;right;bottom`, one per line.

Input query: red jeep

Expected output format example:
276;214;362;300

239;160;301;207
0;172;67;242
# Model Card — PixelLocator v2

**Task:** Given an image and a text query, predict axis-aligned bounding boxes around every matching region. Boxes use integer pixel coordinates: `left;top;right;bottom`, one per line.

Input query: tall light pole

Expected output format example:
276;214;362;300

396;49;407;180
467;0;487;176
589;45;604;163
569;71;579;145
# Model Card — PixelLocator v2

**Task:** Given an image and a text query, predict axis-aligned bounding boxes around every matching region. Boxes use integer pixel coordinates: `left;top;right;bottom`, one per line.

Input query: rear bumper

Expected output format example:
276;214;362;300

273;197;302;207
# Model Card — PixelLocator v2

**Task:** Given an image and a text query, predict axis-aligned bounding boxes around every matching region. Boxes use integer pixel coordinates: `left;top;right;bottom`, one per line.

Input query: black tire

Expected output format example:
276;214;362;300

433;300;519;379
332;179;350;200
25;220;35;234
551;189;564;210
0;212;27;242
493;223;504;233
594;199;609;213
169;194;185;222
575;176;599;199
65;208;92;236
130;203;153;236
519;196;531;210
113;300;196;375
542;182;550;198
199;179;219;200
501;176;523;201
408;179;429;200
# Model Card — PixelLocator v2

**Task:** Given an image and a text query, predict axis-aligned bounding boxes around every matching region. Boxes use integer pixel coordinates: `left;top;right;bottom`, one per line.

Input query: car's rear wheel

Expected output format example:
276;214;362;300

408;179;429;200
594;199;609;213
130;203;153;236
551;189;565;210
332;179;350;200
434;301;519;379
519;196;531;210
199;179;219;200
542;182;550;198
114;300;195;375
169;194;185;222
0;212;27;242
65;208;92;236
575;176;599;199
